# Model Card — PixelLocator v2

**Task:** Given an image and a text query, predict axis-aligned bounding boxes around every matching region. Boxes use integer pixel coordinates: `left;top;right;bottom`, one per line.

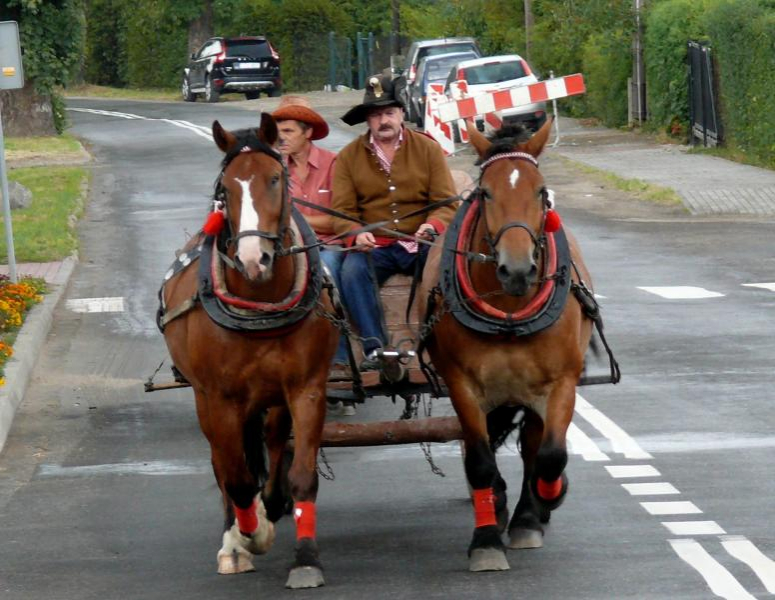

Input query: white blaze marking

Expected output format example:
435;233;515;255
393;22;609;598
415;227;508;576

662;521;725;536
605;465;660;478
235;176;262;261
575;394;652;459
509;168;520;189
638;286;724;299
622;482;680;496
66;297;125;313
567;422;609;461
721;535;775;592
669;539;757;600
641;501;702;515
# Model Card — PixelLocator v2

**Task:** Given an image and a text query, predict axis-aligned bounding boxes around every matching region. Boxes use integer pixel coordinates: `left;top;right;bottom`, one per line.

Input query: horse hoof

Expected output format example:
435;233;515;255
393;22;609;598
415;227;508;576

469;548;510;572
243;520;276;555
217;547;255;575
286;566;325;589
507;528;543;549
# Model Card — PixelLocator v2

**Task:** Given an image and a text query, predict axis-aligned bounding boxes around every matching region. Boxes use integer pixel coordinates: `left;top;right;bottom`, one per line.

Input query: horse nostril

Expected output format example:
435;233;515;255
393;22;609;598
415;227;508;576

496;264;510;280
259;252;272;267
529;262;538;278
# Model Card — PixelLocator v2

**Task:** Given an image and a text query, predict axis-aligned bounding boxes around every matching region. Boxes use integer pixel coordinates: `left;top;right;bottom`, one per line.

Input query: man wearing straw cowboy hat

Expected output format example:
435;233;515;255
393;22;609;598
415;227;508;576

272;97;354;402
332;73;457;371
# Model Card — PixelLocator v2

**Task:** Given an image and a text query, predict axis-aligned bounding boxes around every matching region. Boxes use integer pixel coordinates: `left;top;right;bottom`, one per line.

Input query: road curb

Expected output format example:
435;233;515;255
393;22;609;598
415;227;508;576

0;256;77;453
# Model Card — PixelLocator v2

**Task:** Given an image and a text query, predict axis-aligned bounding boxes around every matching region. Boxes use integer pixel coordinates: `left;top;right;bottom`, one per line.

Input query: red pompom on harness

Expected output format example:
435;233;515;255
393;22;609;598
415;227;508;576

472;487;497;528
234;501;258;535
537;477;563;501
203;209;225;236
544;209;561;233
294;501;316;540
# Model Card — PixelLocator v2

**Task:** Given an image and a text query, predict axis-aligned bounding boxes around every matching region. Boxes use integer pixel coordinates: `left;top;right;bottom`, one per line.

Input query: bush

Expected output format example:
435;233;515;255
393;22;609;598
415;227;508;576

644;0;709;134
705;0;775;166
582;30;631;127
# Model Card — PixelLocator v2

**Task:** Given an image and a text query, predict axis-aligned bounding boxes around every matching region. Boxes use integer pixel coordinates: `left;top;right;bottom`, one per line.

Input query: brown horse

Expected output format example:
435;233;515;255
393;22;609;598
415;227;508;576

418;118;596;571
160;115;338;588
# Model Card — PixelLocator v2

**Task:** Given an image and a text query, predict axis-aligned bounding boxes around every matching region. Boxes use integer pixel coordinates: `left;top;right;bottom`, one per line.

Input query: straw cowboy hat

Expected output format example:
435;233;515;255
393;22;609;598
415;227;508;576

272;95;329;140
341;73;407;126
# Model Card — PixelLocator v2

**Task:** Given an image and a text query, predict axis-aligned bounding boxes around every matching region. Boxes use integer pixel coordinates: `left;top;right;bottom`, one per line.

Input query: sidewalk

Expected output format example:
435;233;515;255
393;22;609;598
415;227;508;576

0;258;76;452
550;118;775;216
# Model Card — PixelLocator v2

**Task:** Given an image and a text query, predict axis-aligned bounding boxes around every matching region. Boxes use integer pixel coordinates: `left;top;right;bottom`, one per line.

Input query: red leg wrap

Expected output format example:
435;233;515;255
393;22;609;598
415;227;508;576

472;487;497;528
234;501;258;535
537;477;563;501
293;501;316;540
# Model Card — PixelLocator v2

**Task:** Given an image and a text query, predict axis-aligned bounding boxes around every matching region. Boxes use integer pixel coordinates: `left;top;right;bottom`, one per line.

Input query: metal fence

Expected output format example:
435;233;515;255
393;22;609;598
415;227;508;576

283;31;411;92
688;41;722;147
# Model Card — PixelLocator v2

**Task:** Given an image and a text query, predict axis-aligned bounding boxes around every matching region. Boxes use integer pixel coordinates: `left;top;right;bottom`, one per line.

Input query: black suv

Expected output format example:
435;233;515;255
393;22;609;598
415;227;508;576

182;36;281;102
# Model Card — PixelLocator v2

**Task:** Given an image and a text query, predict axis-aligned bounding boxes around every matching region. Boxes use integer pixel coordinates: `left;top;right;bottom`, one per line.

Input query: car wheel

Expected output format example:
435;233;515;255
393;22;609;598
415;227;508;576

268;87;282;98
205;77;220;103
244;91;260;100
181;76;196;102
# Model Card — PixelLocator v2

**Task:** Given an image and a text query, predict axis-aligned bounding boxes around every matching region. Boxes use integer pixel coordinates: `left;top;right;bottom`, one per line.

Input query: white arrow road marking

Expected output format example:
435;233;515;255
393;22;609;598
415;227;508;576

567;422;609;461
638;286;724;299
742;282;775;292
575;394;652;459
669;539;757;600
721;536;775;593
68;108;213;141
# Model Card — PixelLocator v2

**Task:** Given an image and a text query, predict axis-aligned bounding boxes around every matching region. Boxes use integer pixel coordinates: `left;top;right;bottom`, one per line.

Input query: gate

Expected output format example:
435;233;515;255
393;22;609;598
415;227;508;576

688;41;721;147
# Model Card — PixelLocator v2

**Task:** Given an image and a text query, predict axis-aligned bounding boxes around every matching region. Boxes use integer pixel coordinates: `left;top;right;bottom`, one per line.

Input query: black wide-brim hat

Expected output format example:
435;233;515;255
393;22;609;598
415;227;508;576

341;74;407;126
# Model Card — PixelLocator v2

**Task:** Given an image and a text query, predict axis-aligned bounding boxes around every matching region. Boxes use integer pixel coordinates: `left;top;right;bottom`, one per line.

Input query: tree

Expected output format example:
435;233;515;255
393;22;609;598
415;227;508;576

0;0;86;135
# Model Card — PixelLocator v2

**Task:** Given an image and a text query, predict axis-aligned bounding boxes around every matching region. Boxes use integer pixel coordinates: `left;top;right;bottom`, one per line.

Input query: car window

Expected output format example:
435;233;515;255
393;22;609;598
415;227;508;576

418;43;478;65
226;40;271;59
424;54;477;84
201;41;222;58
466;60;528;85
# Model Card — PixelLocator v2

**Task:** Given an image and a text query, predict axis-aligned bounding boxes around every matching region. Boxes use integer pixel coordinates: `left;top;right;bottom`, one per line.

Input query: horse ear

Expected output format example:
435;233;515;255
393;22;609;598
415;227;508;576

257;112;279;147
467;122;491;158
521;116;554;158
212;120;236;153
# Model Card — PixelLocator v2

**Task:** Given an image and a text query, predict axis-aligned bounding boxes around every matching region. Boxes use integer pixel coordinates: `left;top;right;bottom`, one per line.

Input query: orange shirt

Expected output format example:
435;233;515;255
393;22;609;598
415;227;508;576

288;144;337;242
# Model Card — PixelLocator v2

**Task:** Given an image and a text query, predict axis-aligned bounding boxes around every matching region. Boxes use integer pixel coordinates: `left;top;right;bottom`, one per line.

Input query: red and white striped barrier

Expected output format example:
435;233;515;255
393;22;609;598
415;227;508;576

424;83;455;156
436;73;586;123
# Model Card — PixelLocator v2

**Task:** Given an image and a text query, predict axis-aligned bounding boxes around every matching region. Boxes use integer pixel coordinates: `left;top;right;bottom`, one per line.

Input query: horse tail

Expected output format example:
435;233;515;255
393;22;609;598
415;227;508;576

487;405;524;453
243;410;269;490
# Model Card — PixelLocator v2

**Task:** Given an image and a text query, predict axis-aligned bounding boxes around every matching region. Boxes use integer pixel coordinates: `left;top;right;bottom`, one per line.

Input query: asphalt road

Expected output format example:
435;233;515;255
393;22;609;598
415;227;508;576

0;96;774;600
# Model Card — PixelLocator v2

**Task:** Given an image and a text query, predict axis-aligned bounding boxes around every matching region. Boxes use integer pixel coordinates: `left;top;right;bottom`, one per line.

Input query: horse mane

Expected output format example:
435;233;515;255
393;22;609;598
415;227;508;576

477;124;532;165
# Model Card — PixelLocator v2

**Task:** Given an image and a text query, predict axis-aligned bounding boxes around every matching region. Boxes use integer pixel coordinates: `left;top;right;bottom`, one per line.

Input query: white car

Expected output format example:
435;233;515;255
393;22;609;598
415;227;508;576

443;54;547;133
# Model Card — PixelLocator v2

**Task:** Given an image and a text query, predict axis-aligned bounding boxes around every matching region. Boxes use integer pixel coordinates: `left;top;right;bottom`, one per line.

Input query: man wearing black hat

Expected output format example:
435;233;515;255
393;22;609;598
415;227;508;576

332;73;457;370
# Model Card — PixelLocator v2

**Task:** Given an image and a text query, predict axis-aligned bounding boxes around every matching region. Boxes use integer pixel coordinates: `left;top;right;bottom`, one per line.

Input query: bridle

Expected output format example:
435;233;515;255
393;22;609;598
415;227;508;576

213;142;291;258
474;151;552;261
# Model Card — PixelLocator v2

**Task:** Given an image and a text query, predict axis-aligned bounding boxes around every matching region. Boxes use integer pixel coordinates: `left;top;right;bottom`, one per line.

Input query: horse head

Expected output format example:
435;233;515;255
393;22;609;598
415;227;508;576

467;118;554;297
212;114;285;283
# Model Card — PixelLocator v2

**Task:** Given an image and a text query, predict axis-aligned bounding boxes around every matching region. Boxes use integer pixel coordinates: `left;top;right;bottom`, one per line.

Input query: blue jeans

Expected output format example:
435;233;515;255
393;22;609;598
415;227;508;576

340;243;427;355
320;248;348;363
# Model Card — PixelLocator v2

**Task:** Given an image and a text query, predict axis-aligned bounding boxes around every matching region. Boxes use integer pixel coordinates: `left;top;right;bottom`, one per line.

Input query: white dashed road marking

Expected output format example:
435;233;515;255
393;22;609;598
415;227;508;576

638;286;725;299
721;535;775;593
621;482;680;496
605;465;660;478
661;521;726;536
640;501;702;516
66;296;125;313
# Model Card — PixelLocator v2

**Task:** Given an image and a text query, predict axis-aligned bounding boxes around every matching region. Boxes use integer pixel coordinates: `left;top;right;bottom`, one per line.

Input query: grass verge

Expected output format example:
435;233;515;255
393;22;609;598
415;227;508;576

5;133;85;163
64;84;180;102
557;156;685;207
0;276;46;383
2;166;88;262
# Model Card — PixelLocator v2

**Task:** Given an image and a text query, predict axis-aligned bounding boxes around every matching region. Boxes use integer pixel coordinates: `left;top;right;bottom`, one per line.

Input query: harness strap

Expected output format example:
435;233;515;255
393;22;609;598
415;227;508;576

159;294;199;329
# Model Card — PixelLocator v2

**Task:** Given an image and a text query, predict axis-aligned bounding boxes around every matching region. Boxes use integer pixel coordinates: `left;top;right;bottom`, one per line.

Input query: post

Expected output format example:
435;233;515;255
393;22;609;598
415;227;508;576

356;32;365;89
549;70;561;147
631;0;647;124
524;0;533;62
0;112;18;282
328;31;336;92
391;0;401;56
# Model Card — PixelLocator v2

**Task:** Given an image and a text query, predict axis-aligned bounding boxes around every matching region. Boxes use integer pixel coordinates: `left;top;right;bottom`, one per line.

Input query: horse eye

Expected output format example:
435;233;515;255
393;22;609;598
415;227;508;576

271;174;280;185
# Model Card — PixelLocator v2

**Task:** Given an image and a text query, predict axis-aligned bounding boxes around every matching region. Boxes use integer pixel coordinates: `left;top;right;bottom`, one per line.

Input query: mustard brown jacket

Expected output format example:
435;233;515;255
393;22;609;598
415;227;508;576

332;128;457;245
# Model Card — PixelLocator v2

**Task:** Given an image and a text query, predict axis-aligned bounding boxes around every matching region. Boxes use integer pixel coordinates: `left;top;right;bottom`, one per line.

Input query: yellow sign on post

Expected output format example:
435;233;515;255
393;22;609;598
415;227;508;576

0;21;24;90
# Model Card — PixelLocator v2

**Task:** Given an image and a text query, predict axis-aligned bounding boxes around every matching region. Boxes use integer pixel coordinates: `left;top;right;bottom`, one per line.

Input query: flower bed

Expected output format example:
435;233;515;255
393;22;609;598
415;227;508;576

0;275;46;385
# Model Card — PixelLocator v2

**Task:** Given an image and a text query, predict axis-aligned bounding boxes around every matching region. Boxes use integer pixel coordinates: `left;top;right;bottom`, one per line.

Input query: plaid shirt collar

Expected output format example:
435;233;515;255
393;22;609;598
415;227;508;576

369;126;404;174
